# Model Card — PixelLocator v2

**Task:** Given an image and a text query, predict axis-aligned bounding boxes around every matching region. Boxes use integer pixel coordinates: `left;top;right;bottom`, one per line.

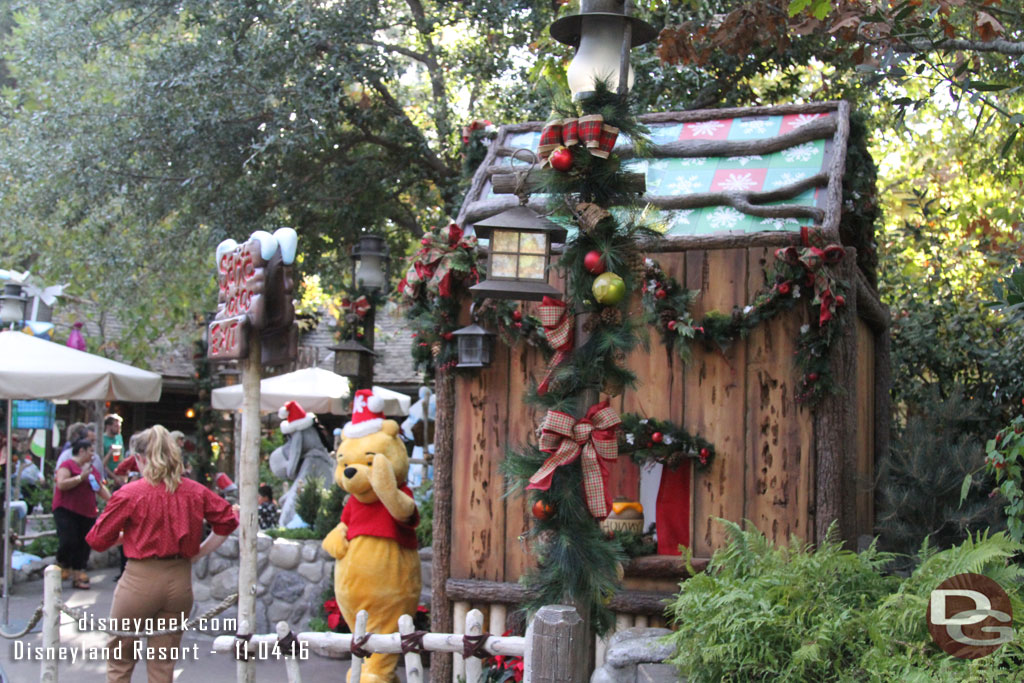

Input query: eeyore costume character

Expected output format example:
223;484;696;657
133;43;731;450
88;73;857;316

269;401;336;527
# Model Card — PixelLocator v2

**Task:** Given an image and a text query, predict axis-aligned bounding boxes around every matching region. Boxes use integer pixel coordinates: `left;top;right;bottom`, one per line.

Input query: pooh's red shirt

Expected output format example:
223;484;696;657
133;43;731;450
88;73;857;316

341;485;419;549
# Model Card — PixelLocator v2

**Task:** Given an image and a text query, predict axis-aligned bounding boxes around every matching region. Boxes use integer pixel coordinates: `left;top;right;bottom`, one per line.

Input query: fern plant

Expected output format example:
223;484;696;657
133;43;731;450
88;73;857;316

664;521;1024;682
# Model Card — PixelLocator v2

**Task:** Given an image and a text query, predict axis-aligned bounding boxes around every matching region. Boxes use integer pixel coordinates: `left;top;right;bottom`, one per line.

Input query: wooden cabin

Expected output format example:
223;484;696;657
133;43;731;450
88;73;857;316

434;101;889;673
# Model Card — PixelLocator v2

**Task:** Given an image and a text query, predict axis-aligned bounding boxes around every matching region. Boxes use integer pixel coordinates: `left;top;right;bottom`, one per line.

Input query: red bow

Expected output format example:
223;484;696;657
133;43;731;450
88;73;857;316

341;295;371;319
527;401;621;519
536;297;573;396
774;228;846;327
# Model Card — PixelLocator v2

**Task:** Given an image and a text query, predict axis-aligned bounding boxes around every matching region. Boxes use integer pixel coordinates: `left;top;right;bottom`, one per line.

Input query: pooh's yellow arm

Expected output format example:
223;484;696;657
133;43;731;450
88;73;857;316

370;453;416;522
321;522;349;559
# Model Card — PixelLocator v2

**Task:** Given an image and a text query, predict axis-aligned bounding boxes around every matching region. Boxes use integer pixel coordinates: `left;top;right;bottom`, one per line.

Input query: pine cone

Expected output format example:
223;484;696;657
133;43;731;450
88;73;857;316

431;341;442;358
659;309;677;326
625;249;645;279
603;378;624;397
575;202;611;232
601;307;623;326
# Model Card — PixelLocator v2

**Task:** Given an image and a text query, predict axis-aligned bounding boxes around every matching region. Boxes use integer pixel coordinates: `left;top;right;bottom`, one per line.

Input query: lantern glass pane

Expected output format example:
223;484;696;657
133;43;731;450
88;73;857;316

491;253;518;279
518;255;546;280
492;229;518;253
519;231;547;254
459;336;482;363
334;352;362;377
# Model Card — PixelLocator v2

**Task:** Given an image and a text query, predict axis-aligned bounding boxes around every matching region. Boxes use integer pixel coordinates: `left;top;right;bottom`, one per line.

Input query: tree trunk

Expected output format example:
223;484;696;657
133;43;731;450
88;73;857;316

429;365;455;683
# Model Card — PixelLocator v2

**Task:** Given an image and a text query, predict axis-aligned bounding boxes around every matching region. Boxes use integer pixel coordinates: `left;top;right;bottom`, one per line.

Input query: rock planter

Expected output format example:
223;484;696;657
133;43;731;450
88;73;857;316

591;628;683;683
192;532;334;635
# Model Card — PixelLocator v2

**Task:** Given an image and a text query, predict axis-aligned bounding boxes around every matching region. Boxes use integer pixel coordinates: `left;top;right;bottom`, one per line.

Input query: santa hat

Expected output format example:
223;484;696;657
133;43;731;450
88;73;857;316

215;472;237;493
278;400;315;435
341;389;385;439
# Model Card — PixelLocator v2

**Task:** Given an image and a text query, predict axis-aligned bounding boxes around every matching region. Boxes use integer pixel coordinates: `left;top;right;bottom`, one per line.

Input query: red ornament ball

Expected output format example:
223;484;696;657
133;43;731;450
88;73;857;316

778;282;792;295
651;432;664;444
532;500;554;520
807;372;819;382
443;332;454;341
549;147;573;172
421;237;430;245
667;320;677;331
835;295;846;307
655;289;667;299
512;309;523;321
514;322;522;329
699;447;710;459
583;250;606;275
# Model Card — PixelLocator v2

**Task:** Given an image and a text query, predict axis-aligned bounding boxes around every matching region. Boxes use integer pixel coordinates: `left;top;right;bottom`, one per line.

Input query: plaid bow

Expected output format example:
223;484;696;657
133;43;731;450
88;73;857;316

536;296;573;396
527;401;621;519
400;223;478;299
341;295;371;320
774;228;846;326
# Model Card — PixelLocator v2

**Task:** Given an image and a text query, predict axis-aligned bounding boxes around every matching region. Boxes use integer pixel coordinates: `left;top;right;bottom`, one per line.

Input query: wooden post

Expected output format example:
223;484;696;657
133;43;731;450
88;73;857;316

452;600;469;683
350;609;369;682
41;564;61;683
399;613;425;683
236;335;261;683
523;605;586;683
276;621;303;683
464;608;484;683
488;603;507;637
430;365;455;683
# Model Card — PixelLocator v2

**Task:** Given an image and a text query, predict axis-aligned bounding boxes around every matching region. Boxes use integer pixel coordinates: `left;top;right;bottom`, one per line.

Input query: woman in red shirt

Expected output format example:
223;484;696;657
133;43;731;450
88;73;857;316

87;425;239;683
53;439;110;589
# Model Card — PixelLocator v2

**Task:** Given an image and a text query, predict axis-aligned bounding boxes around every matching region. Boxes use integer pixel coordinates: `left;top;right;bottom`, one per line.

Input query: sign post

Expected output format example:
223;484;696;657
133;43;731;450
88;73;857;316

207;229;297;682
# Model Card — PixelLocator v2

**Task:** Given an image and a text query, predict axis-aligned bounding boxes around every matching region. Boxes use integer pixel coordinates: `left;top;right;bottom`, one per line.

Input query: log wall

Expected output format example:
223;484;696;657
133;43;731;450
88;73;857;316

450;247;880;584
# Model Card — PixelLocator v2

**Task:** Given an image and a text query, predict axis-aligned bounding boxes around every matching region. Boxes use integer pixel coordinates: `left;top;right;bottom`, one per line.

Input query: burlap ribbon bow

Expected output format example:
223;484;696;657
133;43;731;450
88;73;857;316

536;296;573;396
774;227;845;326
527;401;621;519
400;223;478;299
341;295;371;319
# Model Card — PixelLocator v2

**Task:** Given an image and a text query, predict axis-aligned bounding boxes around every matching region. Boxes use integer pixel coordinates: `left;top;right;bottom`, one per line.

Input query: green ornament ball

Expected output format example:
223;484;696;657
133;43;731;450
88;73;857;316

592;272;626;305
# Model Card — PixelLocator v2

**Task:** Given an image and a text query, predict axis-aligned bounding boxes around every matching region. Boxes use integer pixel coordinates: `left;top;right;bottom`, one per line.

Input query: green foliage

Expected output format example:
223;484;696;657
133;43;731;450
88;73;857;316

620;413;715;471
610;528;657;558
264;527;321;541
972;414;1024;542
414;478;434;549
876;389;1005;565
314;484;347;540
25;534;59;558
294;477;325;529
665;521;1024;682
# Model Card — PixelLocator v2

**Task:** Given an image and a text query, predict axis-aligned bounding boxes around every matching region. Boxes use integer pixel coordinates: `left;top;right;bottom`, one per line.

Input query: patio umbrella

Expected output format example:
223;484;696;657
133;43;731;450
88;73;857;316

210;368;412;416
0;330;163;622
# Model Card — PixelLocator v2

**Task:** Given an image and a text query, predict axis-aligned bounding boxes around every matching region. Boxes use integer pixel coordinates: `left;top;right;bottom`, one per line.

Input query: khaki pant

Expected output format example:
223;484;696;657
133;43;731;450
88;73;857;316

107;558;193;683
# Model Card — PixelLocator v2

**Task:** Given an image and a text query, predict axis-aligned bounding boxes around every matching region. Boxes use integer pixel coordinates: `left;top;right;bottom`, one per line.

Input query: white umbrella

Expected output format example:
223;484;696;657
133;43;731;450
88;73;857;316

211;367;352;414
0;331;162;402
0;330;163;623
210;369;412;416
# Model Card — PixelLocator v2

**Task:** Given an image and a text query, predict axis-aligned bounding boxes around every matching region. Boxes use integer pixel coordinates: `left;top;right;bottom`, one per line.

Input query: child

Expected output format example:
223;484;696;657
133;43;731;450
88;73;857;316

257;484;280;530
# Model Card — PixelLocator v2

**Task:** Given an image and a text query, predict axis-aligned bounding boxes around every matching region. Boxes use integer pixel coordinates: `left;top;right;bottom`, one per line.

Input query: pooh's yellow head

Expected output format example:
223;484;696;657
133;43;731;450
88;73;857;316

335;419;409;504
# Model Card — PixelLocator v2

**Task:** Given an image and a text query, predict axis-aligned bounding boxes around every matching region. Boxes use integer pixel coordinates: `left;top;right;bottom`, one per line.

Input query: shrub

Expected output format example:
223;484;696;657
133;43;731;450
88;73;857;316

294;477;325;528
414;478;433;548
664;521;1024;682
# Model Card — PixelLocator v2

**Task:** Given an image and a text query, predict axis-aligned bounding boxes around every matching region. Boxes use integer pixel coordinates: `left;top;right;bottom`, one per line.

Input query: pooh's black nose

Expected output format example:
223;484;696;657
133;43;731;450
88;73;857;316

343;467;357;479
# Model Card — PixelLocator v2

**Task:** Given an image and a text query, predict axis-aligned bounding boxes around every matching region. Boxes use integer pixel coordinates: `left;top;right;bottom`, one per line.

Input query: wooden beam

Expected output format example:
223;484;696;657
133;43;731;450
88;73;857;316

491;170;646;196
444;578;693;616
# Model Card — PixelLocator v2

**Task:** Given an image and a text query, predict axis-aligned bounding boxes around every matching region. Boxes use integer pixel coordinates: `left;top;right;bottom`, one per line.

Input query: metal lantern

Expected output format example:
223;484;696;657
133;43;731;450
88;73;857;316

0;283;27;326
330;339;376;385
453;323;496;369
351;234;390;292
550;0;658;100
470;206;567;301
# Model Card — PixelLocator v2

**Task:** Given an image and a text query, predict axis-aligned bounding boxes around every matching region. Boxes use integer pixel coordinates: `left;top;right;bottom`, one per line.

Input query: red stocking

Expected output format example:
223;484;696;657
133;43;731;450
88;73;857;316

656;464;691;555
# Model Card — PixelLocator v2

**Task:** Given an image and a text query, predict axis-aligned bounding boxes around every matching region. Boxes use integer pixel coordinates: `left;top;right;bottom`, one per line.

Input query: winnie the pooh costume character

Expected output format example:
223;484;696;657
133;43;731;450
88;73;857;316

322;389;421;683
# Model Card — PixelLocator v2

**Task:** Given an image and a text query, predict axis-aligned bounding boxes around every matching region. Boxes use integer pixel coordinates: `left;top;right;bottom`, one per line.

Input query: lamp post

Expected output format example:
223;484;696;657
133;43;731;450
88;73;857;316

549;0;657;100
339;234;390;389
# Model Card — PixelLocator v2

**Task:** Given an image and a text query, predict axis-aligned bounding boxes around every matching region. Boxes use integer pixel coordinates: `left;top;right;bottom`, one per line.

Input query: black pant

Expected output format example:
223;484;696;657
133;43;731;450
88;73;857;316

53;507;95;571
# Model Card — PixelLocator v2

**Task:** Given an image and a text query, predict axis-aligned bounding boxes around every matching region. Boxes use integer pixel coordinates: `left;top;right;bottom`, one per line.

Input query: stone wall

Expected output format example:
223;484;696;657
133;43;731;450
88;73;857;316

192;532;334;635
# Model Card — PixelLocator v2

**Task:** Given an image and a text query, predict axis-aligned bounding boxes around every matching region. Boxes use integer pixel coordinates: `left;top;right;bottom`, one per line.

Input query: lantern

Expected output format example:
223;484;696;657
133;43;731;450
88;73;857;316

549;0;657;100
330;339;375;386
452;323;496;369
0;283;26;326
470;206;567;301
351;234;390;292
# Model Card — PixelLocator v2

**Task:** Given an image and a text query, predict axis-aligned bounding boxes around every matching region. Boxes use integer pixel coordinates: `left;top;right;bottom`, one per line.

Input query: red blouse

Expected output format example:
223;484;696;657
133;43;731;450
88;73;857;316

86;477;238;559
341;485;419;550
52;460;99;518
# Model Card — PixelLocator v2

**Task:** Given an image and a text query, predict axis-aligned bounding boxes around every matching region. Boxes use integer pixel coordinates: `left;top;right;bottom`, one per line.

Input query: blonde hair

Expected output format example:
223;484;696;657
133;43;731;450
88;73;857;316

140;425;184;492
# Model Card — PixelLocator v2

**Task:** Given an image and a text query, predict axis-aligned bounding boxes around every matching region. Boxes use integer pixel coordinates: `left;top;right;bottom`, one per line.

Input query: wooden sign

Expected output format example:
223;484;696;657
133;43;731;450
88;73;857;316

209;233;297;363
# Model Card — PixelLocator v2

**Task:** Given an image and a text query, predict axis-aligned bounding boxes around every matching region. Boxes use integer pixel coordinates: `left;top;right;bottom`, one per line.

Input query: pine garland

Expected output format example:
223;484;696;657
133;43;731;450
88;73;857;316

639;229;850;406
620;413;715;470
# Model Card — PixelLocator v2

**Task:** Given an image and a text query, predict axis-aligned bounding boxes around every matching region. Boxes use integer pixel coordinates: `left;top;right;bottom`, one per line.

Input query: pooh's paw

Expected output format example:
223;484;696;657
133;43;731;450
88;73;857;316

370;453;398;496
321;524;349;559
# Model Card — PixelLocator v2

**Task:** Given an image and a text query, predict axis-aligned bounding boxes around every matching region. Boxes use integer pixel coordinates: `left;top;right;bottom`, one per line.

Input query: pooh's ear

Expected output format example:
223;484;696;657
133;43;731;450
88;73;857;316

381;420;400;437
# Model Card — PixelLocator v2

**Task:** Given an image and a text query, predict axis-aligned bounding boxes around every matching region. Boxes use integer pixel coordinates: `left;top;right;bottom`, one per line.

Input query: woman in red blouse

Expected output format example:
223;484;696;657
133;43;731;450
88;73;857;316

87;425;239;683
53;439;111;589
